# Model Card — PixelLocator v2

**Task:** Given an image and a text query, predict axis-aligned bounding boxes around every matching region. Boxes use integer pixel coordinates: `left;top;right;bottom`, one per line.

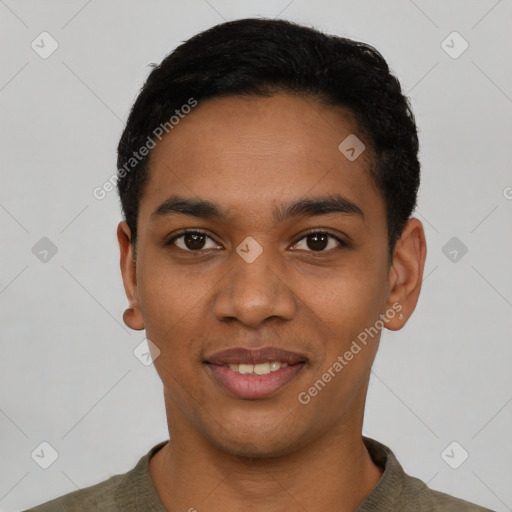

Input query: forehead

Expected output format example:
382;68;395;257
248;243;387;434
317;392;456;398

138;93;382;224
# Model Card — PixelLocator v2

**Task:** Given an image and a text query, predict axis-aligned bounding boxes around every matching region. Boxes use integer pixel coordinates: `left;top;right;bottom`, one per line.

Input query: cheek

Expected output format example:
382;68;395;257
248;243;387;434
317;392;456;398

305;258;388;336
137;247;205;322
297;272;386;412
140;268;208;406
136;259;206;364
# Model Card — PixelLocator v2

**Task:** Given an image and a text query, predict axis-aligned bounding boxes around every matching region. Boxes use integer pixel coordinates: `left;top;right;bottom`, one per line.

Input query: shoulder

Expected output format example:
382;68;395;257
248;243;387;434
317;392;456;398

361;437;495;512
400;473;495;511
21;441;168;512
21;472;125;511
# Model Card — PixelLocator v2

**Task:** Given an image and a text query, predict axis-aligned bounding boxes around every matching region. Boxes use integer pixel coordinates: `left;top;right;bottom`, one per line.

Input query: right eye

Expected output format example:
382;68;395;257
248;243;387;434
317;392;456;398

165;230;222;252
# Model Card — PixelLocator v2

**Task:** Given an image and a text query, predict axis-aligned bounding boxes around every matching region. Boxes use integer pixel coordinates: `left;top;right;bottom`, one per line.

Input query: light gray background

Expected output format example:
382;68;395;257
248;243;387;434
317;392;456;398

1;1;511;511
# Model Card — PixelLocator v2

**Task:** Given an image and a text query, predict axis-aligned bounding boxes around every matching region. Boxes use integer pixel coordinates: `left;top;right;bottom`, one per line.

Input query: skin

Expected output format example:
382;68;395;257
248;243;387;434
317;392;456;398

117;93;427;512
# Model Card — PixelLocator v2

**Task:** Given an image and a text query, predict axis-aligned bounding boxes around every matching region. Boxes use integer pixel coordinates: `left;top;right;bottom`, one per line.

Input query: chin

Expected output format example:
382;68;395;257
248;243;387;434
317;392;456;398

205;417;306;460
216;436;298;460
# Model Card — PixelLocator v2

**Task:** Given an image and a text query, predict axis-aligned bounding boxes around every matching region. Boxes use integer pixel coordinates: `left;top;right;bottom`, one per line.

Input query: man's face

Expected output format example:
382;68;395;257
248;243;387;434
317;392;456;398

125;94;394;456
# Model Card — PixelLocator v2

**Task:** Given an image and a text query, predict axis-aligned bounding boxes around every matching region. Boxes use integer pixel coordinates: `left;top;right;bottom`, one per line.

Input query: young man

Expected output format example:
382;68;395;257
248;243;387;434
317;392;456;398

25;18;494;512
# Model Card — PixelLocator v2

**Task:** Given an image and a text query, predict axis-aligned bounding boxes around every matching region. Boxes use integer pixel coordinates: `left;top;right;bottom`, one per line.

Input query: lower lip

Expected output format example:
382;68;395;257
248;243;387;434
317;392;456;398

206;363;305;399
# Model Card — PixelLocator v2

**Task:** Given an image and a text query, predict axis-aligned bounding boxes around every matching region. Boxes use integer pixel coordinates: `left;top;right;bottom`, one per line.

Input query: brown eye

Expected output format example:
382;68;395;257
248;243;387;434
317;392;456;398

167;231;220;251
183;232;206;250
293;232;344;252
306;232;328;251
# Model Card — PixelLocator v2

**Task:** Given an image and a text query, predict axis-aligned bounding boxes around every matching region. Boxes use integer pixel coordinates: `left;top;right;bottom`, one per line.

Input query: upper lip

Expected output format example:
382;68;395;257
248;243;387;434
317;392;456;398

205;346;307;366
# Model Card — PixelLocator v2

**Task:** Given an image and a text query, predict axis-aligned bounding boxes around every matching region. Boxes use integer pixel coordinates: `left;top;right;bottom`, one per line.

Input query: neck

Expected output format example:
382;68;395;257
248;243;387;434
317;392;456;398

150;417;383;512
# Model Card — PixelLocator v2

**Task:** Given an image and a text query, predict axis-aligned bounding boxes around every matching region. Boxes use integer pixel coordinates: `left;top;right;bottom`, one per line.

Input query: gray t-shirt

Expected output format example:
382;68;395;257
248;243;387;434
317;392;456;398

23;436;495;511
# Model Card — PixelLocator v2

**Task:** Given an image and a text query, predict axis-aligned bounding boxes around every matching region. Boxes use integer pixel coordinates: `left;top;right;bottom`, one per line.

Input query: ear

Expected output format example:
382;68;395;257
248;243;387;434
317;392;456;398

117;221;144;330
385;218;427;331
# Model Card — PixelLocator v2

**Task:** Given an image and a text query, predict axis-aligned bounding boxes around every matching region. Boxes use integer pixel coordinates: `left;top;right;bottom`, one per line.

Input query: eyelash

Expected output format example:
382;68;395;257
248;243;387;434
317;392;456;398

165;229;347;253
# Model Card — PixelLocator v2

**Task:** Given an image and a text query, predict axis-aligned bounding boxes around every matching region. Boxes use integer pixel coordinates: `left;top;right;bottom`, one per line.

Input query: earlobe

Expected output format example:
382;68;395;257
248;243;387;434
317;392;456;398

123;307;144;331
385;218;427;331
117;221;145;331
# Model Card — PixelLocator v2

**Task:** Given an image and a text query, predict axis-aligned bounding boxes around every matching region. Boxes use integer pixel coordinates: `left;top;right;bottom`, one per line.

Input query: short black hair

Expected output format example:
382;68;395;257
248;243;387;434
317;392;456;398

117;18;420;254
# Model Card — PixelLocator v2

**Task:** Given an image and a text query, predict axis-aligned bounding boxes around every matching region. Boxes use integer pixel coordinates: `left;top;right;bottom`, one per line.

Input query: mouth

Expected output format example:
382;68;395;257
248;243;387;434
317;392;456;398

204;346;307;399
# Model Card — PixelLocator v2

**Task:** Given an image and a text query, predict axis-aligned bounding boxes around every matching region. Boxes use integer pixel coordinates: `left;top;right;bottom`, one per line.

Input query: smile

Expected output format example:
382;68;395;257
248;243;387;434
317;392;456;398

204;346;307;399
228;361;289;375
206;361;305;399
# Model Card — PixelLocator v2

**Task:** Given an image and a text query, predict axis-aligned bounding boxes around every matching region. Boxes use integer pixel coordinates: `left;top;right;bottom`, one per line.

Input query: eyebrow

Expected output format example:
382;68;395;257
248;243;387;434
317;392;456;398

150;194;364;223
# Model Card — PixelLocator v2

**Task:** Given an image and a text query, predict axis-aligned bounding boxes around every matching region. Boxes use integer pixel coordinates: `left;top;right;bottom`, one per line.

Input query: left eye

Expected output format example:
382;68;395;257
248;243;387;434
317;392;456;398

293;232;344;252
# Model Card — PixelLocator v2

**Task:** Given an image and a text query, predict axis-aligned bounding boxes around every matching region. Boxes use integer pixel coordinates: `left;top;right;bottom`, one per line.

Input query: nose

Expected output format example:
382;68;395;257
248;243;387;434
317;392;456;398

212;249;297;329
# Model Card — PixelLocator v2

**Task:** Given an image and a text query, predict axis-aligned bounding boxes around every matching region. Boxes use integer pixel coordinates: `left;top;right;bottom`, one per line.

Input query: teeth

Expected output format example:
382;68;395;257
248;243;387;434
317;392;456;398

238;364;254;375
253;362;270;375
270;361;281;372
228;361;289;375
